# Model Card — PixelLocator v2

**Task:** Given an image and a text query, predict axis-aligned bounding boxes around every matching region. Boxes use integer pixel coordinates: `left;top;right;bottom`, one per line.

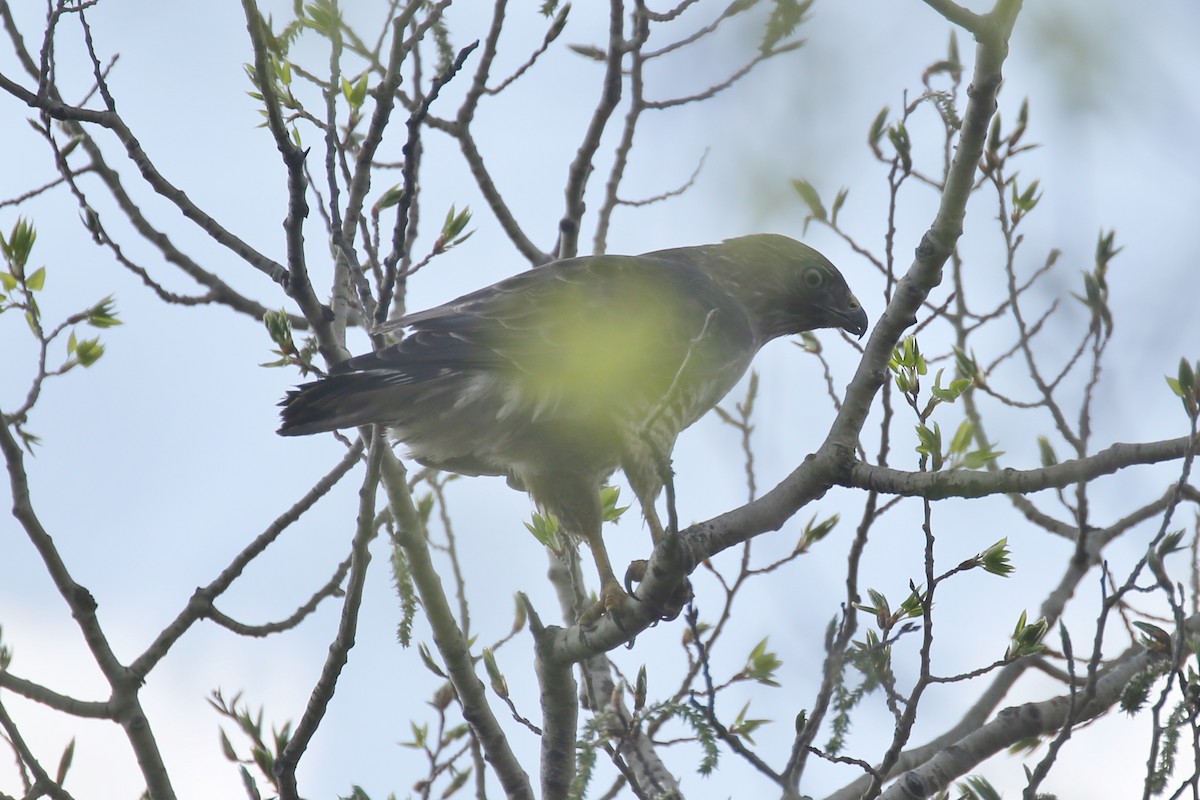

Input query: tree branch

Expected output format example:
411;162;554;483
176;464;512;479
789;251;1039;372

276;432;381;800
0;408;177;800
378;446;535;800
874;626;1177;800
845;433;1200;500
557;0;624;259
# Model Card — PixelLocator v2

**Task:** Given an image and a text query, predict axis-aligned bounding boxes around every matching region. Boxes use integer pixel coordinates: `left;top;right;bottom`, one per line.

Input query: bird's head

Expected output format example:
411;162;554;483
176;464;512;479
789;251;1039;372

697;234;868;343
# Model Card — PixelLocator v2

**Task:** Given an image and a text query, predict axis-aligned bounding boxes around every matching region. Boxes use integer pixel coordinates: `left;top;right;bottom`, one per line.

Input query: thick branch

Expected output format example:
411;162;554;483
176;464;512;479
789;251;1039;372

528;602;578;800
0;671;111;718
845;433;1200;500
379;446;535;800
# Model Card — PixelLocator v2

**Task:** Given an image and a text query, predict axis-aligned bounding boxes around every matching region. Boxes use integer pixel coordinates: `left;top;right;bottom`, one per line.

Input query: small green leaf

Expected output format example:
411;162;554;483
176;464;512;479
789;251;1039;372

1;218;36;270
524;511;562;552
264;309;291;346
219;729;238;761
796;512;838;553
830;187;849;225
1095;228;1122;270
402;721;429;749
887;122;912;173
928;369;952;403
1036;435;1057;467
868;106;890;153
351;74;369;107
442;767;471;797
960;443;1003;470
417;643;446;677
567;43;606;61
1167;358;1200;418
957;775;1002;800
729;700;771;745
25;266;46;291
986;112;1003;157
952;346;978;382
1010;178;1042;216
1159;529;1186;558
898;586;925;619
634;665;647;712
436;205;474;252
791;179;826;222
744;637;783;687
915;423;943;471
86;297;121;328
857;587;888;620
978;538;1014;577
375;185;405;211
55;738;75;784
1005;610;1048;660
1178;357;1196;394
482;647;508;698
948;419;973;456
415;492;435;525
342;73;369;109
794;331;821;354
302;0;341;36
599;485;630;523
237;765;261;800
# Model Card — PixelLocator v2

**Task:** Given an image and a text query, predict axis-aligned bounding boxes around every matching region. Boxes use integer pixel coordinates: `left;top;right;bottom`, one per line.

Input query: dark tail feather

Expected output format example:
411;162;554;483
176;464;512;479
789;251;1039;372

277;372;403;436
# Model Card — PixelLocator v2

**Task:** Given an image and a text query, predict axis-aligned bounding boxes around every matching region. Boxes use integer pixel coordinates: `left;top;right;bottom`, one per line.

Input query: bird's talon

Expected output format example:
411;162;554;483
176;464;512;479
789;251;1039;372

656;578;693;622
577;581;632;627
624;560;648;595
624;559;693;622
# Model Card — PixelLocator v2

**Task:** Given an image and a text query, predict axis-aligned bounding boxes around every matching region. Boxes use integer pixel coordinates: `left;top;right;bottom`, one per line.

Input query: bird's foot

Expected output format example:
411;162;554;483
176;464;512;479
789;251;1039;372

577;580;632;627
625;560;692;622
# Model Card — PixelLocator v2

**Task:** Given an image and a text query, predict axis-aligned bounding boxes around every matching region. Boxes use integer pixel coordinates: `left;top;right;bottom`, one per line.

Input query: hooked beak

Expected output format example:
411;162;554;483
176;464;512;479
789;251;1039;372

836;295;869;338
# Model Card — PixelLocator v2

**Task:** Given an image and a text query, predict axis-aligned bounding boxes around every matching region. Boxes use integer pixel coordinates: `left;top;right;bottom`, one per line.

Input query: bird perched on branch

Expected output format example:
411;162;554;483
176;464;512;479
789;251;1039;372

279;234;867;622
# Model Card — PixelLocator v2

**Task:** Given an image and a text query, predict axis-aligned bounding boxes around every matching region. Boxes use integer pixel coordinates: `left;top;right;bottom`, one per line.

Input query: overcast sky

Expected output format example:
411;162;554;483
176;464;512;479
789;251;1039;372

3;1;1200;798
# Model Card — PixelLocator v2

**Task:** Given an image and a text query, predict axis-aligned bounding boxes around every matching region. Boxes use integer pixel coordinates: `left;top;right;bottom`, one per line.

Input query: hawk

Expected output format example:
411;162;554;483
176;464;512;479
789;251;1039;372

279;234;867;620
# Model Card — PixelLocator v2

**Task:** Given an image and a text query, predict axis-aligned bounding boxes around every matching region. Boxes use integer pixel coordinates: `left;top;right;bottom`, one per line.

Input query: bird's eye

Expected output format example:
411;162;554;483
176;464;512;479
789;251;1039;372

803;269;823;289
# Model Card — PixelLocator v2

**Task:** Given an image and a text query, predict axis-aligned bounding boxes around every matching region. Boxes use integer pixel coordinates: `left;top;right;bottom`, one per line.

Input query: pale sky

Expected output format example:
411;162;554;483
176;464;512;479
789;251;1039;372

2;1;1199;798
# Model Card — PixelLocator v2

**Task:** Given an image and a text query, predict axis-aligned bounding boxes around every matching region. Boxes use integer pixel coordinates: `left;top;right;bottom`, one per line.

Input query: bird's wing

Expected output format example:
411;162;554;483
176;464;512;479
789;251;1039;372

337;255;758;416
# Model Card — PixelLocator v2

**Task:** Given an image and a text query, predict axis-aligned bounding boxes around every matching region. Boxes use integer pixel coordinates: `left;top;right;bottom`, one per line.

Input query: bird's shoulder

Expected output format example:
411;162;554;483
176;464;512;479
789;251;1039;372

399;253;739;327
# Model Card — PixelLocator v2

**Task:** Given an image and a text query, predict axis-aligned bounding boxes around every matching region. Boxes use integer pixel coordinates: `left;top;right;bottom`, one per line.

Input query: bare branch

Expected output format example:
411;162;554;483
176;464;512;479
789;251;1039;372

847;433;1200;500
276;431;383;800
379;446;535;800
875;625;1178;800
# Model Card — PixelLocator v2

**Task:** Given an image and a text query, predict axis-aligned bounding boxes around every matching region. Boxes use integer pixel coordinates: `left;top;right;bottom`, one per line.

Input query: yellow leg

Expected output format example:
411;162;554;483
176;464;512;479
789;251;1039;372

577;526;629;626
642;503;666;544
